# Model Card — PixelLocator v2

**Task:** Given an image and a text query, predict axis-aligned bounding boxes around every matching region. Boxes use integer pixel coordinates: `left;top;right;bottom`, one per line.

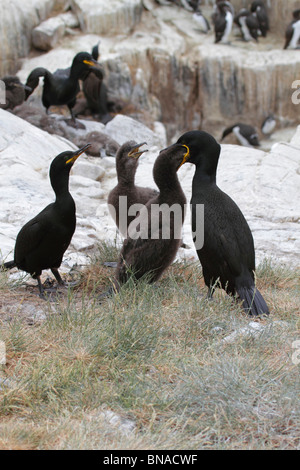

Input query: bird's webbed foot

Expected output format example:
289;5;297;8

51;268;80;289
37;277;59;302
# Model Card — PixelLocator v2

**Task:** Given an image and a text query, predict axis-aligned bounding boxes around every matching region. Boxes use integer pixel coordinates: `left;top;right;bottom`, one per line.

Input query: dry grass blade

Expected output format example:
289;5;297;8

0;242;299;450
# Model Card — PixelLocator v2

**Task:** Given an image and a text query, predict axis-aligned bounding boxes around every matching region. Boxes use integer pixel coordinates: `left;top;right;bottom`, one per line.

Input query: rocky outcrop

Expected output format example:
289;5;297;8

70;0;143;35
32;13;80;51
98;35;300;140
1;0;299;74
32;16;66;51
0;108;299;271
16;15;300;142
195;45;300;135
11;103;120;157
1;0;299;148
0;109;165;267
0;0;58;75
230;0;300;37
0;0;144;75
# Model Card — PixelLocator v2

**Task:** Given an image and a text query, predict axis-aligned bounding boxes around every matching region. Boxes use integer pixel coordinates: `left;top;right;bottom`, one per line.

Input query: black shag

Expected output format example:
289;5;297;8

0;76;32;110
221;123;260;147
108;141;158;237
176;130;269;316
91;41;100;61
1;144;91;297
25;52;100;121
82;43;110;122
114;143;188;288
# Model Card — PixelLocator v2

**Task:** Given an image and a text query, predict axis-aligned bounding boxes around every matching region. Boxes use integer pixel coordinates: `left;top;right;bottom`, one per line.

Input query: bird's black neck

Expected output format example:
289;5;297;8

116;161;136;187
69;62;88;82
193;166;217;187
51;173;74;208
154;160;181;197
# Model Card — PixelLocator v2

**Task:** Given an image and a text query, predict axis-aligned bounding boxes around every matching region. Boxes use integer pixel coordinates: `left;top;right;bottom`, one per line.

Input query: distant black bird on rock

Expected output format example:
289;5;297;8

176;130;269;316
108;141;158;237
25;52;101;122
179;0;197;11
261;114;276;136
193;9;211;33
250;0;269;37
284;9;300;49
82;42;111;123
212;1;234;44
0;76;32;110
114;143;188;289
1;144;91;298
234;8;260;41
91;41;101;61
221;123;260;147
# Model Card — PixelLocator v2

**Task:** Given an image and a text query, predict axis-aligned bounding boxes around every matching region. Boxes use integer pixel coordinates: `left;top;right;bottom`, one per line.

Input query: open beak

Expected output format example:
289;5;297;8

66;143;91;165
128;142;148;159
177;144;190;170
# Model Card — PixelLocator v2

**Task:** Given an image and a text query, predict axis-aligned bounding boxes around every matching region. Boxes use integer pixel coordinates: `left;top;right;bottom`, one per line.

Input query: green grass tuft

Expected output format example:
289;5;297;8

0;243;299;449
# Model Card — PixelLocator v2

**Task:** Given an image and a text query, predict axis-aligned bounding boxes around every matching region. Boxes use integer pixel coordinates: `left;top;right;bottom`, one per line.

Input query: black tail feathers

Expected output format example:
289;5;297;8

237;286;269;316
1;260;17;271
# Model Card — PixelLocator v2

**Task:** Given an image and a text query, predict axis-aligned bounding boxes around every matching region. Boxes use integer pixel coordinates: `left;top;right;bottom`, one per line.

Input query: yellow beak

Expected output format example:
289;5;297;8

66;144;91;164
177;144;190;170
83;59;97;67
128;142;148;159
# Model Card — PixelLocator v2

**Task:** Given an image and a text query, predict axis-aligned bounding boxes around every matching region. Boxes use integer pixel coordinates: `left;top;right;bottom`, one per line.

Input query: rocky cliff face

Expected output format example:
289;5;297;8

230;0;300;36
0;108;299;269
195;45;300;134
0;0;299;272
70;0;143;35
1;0;300;141
0;0;56;76
1;0;297;77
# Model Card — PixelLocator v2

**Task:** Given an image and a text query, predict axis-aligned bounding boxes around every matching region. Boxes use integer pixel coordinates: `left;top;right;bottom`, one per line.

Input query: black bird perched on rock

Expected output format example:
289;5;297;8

212;1;234;44
1;144;91;298
176;130;269;316
234;8;260;41
82;42;110;123
284;9;300;50
91;41;101;61
250;0;269;37
221;123;260;147
179;0;196;11
261;114;276;136
108;141;158;237
0;76;32;110
193;8;211;33
114;143;188;289
24;52;101;122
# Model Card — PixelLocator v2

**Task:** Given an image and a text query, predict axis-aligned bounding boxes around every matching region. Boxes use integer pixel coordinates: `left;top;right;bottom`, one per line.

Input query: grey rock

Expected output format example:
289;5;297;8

70;0;143;35
32;16;66;51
